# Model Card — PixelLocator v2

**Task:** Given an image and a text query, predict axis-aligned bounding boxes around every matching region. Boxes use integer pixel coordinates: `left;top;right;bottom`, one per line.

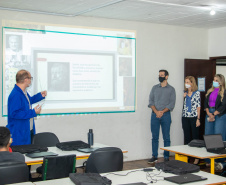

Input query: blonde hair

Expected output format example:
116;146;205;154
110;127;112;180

206;74;225;101
184;76;198;92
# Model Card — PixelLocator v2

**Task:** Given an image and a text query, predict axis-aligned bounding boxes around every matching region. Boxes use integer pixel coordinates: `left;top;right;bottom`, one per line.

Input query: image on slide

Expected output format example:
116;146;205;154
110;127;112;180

48;62;70;92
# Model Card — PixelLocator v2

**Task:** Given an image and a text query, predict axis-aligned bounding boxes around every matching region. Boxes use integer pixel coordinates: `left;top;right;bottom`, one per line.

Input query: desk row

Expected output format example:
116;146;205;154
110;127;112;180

25;143;128;165
10;168;226;185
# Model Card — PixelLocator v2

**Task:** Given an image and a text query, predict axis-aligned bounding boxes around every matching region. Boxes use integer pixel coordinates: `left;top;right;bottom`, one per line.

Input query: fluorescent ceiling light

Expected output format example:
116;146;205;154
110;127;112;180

210;9;216;15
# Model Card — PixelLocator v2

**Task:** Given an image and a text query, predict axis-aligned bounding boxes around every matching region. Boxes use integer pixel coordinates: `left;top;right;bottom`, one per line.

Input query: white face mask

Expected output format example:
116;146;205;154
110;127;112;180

185;84;191;88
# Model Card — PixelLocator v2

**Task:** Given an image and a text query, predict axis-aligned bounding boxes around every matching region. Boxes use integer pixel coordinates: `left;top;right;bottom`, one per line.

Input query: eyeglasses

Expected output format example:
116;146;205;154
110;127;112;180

9;138;13;144
26;77;33;80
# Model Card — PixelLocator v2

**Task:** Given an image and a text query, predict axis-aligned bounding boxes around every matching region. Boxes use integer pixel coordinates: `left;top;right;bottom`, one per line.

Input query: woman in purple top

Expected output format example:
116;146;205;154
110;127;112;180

204;74;226;141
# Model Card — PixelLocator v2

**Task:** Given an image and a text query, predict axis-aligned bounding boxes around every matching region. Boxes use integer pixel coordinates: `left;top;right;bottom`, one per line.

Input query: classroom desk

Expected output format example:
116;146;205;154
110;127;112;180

7;183;34;185
160;145;226;174
25;143;128;165
31;168;226;185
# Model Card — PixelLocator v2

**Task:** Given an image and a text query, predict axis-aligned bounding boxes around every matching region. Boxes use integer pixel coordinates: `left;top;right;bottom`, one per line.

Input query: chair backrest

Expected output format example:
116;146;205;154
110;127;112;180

42;154;76;180
85;147;123;173
32;132;60;147
0;161;29;185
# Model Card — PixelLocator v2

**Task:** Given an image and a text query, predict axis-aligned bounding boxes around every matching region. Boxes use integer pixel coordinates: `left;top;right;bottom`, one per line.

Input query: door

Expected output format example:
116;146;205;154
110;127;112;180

184;59;216;139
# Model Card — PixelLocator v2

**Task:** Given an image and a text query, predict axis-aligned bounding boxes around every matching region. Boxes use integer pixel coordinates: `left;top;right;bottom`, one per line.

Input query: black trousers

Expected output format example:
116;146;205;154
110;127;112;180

182;117;199;145
29;129;34;180
30;129;34;143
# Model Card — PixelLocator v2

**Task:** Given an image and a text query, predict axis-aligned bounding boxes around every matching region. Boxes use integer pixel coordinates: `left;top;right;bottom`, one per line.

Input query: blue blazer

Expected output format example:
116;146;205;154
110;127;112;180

7;84;44;146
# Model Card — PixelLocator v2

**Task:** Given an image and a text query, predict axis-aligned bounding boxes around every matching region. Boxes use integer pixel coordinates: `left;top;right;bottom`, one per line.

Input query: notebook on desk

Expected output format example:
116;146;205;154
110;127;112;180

26;151;58;158
164;174;207;184
204;134;226;154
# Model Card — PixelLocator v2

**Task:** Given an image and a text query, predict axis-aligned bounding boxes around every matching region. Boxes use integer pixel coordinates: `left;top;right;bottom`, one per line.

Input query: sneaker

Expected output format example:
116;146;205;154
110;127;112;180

148;157;158;164
215;162;223;170
164;158;169;162
193;159;200;165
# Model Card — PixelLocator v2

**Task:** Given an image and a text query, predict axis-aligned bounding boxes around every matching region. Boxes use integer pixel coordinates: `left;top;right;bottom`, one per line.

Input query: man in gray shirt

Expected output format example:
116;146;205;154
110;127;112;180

0;126;25;163
148;70;176;163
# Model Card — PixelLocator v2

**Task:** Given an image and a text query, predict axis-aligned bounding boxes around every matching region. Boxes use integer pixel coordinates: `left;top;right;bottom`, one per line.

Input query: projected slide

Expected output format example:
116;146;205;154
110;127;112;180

2;22;136;115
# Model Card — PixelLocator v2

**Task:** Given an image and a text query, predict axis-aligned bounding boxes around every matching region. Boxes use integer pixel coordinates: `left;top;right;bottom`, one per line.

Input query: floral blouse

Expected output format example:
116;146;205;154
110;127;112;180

182;91;201;117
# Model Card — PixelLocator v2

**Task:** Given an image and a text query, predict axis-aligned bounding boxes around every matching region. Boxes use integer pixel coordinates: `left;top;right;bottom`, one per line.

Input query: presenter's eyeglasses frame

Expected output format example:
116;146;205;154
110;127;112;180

26;76;33;80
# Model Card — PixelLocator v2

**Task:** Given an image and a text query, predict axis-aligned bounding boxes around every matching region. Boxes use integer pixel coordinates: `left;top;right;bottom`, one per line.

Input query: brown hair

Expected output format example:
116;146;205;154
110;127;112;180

184;76;198;92
206;74;225;101
16;70;29;83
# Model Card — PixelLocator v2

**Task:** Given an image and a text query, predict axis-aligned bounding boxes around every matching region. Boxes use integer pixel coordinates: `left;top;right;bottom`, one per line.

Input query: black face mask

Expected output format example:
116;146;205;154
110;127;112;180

159;76;165;83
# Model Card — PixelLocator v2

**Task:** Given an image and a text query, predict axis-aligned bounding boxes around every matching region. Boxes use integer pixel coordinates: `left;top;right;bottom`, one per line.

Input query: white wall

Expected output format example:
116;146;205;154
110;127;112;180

208;26;226;57
0;10;208;161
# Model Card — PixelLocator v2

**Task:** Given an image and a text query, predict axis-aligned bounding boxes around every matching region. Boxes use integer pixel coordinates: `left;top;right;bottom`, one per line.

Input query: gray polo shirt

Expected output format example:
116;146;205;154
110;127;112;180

148;83;176;111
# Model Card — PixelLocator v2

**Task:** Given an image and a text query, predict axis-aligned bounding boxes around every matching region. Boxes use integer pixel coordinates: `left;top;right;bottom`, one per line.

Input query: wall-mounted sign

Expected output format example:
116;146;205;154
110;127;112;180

198;77;205;92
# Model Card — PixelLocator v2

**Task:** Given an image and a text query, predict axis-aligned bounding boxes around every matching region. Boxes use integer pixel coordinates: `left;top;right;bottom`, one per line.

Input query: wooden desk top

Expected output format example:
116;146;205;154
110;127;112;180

161;145;226;159
25;143;128;165
32;168;226;185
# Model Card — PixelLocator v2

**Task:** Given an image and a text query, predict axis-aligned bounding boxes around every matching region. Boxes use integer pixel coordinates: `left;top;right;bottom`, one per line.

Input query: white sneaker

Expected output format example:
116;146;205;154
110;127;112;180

215;162;223;170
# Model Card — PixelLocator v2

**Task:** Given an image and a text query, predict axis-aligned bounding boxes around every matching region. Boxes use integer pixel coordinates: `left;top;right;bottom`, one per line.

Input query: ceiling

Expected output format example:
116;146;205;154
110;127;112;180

1;0;226;29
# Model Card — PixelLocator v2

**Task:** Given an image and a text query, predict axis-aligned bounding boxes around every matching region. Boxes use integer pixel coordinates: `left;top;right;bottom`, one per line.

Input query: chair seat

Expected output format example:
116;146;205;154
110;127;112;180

0;161;29;185
32;132;60;147
85;147;123;173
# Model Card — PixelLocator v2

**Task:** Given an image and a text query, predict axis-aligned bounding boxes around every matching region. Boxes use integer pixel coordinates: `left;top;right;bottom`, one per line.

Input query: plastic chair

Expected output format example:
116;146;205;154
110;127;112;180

32;132;60;174
42;154;76;180
0;161;29;185
85;147;123;173
32;132;60;147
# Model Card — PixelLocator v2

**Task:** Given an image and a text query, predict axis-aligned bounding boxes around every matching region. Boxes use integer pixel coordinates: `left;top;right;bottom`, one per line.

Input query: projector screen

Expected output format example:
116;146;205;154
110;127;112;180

2;22;136;116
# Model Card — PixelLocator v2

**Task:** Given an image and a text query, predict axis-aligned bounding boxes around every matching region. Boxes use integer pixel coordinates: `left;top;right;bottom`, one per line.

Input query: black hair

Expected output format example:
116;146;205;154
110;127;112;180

0;127;11;148
159;69;169;76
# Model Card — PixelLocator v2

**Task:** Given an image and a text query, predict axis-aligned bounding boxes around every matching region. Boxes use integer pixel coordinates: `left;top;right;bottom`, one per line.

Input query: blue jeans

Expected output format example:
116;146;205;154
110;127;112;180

221;162;226;169
151;111;171;158
205;108;226;141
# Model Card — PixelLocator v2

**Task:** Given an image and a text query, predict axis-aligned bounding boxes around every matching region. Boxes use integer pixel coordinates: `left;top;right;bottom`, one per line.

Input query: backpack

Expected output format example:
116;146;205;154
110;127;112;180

188;139;205;148
69;173;112;185
155;160;200;175
11;144;48;154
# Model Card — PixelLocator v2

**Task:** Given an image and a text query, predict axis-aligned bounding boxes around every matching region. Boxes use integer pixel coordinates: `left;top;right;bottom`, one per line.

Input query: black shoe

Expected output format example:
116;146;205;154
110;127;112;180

148;157;158;164
164;158;169;162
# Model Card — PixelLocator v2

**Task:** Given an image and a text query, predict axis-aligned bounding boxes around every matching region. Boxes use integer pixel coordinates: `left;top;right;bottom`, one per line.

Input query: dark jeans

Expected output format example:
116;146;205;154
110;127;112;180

205;108;226;163
151;111;171;159
182;117;199;145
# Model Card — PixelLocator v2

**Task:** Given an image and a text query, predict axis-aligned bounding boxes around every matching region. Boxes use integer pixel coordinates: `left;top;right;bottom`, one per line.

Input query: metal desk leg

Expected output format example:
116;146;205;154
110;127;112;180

175;153;188;162
210;158;215;174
